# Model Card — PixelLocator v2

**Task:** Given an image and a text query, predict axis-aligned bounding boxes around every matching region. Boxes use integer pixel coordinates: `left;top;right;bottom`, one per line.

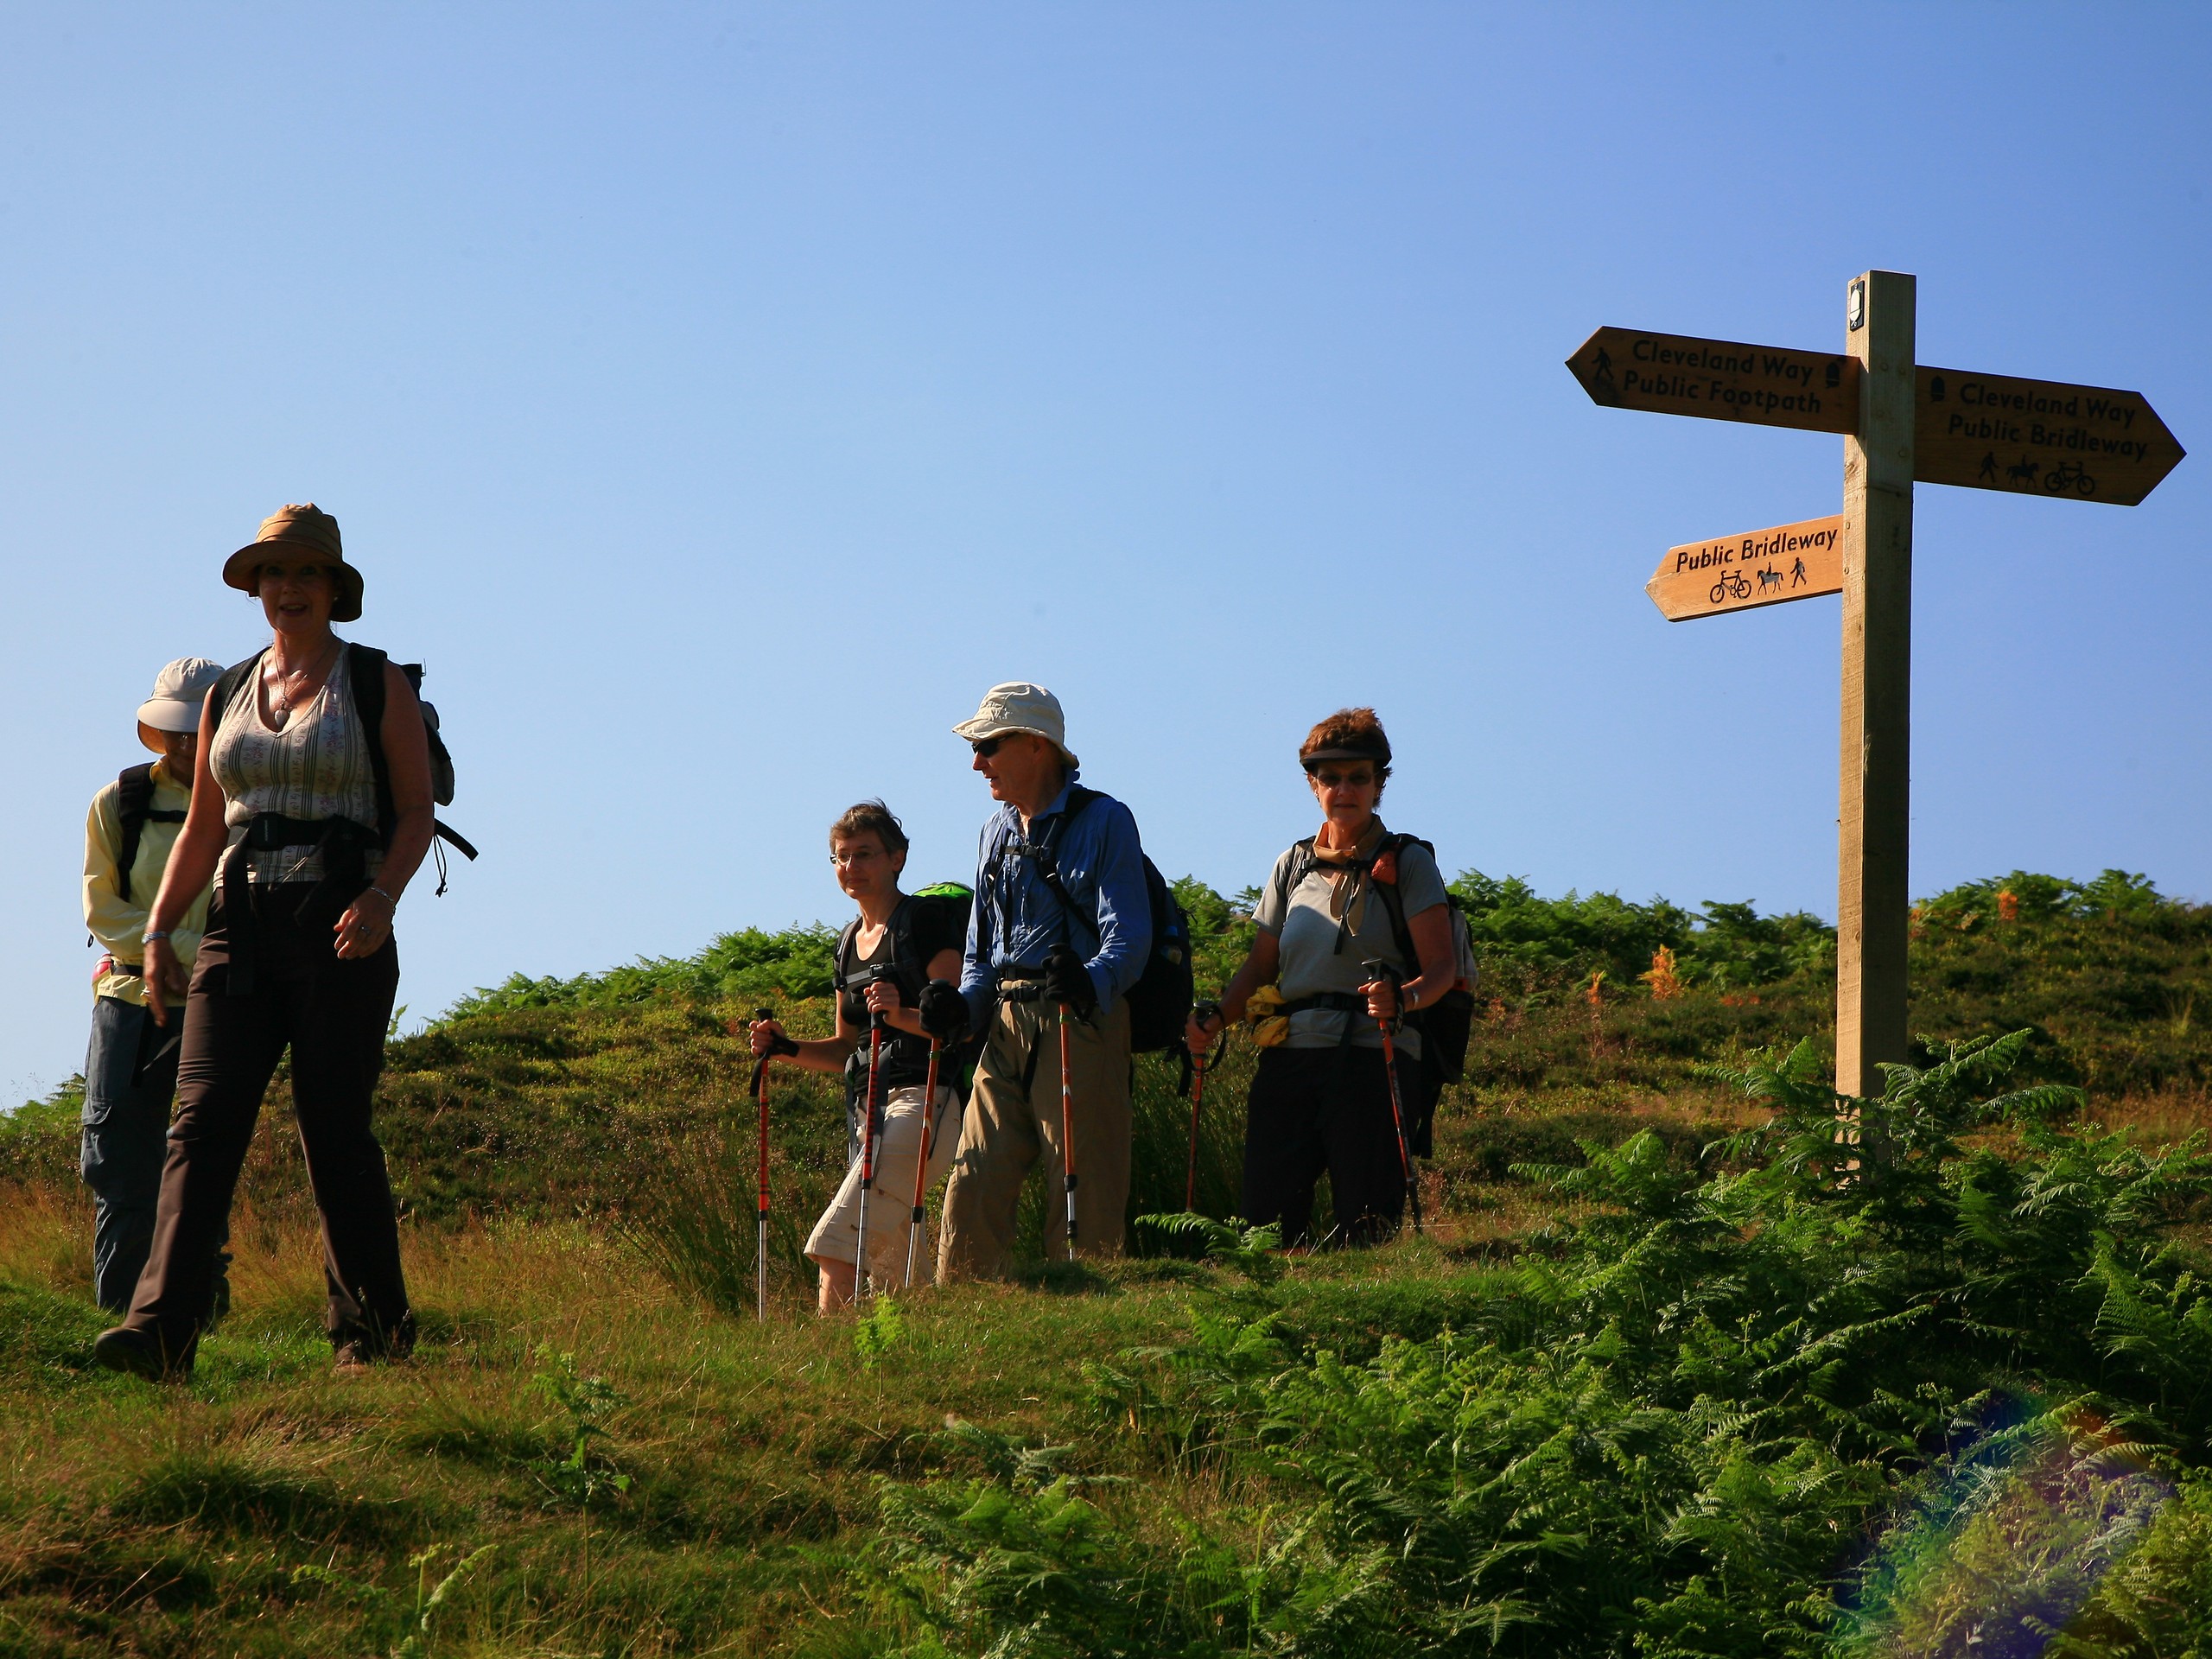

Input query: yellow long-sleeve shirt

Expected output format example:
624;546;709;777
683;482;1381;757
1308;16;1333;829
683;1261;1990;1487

83;759;212;1007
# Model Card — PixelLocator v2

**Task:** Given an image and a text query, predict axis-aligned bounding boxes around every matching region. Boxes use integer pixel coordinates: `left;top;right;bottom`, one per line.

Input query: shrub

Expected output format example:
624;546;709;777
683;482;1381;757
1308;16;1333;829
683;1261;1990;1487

884;1033;2212;1656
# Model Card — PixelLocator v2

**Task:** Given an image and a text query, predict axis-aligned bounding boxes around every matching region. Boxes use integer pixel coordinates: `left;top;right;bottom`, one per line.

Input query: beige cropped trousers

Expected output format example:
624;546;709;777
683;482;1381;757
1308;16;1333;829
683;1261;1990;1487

938;995;1131;1281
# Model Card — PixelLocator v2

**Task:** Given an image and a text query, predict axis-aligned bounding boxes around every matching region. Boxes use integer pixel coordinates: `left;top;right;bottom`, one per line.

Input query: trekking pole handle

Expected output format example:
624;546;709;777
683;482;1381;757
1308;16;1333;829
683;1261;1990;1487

748;1007;794;1094
1360;959;1403;1033
863;962;896;1029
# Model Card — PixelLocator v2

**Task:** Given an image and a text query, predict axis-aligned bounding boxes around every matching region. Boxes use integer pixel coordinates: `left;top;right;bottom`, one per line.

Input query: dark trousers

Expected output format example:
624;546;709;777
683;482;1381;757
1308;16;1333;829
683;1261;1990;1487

1242;1046;1420;1248
121;881;411;1357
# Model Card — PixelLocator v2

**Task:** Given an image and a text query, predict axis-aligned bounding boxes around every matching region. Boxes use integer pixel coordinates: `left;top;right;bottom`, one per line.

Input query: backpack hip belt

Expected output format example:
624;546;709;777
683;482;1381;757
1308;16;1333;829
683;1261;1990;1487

995;965;1051;1002
1274;991;1369;1019
215;813;381;998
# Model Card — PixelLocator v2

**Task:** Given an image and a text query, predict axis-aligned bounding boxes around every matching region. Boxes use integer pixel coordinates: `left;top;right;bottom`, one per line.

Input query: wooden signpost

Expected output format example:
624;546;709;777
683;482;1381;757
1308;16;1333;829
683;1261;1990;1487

1571;274;2184;1095
1914;368;2185;505
1646;515;1843;621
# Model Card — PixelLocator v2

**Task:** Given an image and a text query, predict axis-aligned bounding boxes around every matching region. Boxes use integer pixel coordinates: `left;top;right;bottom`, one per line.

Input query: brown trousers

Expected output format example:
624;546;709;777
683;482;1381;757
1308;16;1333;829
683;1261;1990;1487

123;881;411;1357
938;995;1131;1281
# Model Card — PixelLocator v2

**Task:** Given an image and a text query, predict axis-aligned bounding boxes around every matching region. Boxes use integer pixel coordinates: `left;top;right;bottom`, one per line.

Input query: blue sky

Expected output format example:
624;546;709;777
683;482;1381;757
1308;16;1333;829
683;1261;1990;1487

3;3;2206;1101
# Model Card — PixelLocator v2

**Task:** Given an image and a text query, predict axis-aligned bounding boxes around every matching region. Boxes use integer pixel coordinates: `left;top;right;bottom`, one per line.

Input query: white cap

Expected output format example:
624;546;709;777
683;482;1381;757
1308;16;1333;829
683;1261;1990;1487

952;681;1078;770
137;657;226;745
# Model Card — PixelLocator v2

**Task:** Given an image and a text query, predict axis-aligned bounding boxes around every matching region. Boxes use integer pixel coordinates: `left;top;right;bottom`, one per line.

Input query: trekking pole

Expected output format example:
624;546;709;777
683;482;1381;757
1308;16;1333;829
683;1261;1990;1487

744;1007;788;1322
1184;1001;1224;1213
905;1033;944;1289
853;965;891;1303
1058;1002;1079;1261
1360;960;1424;1236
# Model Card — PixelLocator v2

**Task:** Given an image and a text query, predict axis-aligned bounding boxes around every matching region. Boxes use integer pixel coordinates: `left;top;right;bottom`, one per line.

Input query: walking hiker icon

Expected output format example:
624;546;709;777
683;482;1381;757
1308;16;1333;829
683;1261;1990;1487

1789;558;1807;588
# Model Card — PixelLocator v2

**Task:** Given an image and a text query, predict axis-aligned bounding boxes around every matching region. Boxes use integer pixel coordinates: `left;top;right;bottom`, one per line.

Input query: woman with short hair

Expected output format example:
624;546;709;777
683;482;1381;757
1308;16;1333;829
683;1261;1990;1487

95;504;437;1380
751;801;966;1311
1187;708;1458;1246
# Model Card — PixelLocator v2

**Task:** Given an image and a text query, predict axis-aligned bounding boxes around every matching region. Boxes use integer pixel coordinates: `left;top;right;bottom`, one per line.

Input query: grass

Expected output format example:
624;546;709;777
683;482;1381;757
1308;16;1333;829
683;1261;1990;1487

5;865;2212;1654
0;1186;1512;1656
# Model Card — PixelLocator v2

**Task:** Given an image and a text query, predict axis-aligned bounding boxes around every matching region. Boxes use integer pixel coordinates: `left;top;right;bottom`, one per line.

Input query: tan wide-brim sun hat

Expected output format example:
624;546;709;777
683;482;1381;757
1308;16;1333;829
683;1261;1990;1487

135;656;226;753
952;681;1079;770
222;503;363;623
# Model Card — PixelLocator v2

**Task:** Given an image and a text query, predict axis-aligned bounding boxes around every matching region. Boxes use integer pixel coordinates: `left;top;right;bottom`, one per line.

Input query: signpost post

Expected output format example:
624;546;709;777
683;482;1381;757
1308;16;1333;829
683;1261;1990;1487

1571;272;2183;1095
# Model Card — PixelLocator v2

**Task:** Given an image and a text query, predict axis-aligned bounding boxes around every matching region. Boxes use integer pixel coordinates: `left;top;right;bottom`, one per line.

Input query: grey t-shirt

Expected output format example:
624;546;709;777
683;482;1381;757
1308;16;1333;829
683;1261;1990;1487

1252;836;1449;1052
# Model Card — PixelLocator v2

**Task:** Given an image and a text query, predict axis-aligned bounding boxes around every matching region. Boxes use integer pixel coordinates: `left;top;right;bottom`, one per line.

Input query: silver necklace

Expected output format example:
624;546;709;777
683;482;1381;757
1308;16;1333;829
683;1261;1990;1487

268;639;339;727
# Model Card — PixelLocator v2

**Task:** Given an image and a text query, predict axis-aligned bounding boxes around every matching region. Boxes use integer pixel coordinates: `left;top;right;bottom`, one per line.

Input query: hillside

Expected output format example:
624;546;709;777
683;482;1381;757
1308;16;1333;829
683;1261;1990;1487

3;866;2211;1656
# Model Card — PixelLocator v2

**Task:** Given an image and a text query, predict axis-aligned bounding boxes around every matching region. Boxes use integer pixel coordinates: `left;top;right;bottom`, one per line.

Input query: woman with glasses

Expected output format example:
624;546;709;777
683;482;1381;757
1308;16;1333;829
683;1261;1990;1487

750;802;967;1310
1185;709;1459;1247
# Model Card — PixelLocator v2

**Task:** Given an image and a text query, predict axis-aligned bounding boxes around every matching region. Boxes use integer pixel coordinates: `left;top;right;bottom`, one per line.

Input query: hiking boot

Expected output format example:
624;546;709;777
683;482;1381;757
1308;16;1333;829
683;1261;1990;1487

92;1325;193;1382
332;1339;374;1376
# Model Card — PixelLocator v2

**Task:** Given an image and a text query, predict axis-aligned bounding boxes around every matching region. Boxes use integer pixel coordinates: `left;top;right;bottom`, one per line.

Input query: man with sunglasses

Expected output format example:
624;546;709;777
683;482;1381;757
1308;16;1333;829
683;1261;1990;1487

923;683;1152;1278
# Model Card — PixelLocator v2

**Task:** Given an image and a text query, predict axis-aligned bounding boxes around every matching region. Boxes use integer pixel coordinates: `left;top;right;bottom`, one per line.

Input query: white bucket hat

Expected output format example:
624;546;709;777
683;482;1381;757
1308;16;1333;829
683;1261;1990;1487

952;681;1079;770
137;657;226;752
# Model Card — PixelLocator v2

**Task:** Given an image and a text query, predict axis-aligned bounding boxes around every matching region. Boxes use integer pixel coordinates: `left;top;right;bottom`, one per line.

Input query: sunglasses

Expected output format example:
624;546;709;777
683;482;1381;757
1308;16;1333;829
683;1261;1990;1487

969;737;1004;758
1310;767;1376;789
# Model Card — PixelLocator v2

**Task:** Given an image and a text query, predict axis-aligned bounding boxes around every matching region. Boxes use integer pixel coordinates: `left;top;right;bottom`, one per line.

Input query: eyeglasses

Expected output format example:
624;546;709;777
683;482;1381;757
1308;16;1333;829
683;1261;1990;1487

1310;768;1376;789
969;737;1003;758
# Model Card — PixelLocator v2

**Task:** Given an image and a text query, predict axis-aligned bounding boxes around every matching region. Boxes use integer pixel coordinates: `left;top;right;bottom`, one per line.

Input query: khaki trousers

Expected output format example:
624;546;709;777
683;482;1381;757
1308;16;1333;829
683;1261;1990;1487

938;995;1131;1281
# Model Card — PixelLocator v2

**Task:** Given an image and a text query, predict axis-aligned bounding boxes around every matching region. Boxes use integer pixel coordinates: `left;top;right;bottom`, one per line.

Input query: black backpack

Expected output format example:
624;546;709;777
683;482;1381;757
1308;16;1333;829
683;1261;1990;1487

113;763;189;905
1015;785;1193;1054
213;645;477;889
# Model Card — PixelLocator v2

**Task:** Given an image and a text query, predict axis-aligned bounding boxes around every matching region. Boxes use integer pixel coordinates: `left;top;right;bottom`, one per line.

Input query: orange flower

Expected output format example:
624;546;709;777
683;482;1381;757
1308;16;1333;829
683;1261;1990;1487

1997;889;2020;924
1585;969;1606;1007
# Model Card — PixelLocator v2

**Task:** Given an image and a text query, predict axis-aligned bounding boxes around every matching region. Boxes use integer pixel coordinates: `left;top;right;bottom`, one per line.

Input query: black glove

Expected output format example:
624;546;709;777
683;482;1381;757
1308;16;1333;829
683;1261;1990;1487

918;978;969;1043
1043;943;1098;1019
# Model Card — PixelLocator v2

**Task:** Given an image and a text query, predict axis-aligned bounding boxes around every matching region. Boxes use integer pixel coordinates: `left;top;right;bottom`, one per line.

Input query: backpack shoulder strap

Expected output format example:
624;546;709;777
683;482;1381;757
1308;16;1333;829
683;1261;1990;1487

1375;832;1435;874
1369;834;1439;972
1039;785;1099;856
833;916;863;989
346;644;394;845
113;764;156;905
886;894;918;966
211;651;264;731
1029;786;1104;944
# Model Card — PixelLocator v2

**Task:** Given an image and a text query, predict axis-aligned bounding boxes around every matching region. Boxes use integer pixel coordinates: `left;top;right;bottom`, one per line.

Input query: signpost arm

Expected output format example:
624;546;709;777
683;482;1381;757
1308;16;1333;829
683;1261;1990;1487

1836;270;1916;1096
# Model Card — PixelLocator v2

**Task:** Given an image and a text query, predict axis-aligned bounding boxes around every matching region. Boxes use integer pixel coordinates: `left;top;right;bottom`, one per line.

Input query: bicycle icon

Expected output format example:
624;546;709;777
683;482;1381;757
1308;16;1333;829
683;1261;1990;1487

1708;569;1753;604
2043;460;2096;497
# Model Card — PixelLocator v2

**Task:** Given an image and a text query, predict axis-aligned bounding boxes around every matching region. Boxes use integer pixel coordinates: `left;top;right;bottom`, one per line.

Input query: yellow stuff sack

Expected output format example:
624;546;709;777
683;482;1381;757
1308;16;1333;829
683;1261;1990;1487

1243;983;1291;1048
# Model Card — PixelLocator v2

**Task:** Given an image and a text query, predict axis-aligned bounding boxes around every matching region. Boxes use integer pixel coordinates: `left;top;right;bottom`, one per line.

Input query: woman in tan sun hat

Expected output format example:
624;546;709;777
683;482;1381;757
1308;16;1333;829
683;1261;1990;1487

95;505;437;1382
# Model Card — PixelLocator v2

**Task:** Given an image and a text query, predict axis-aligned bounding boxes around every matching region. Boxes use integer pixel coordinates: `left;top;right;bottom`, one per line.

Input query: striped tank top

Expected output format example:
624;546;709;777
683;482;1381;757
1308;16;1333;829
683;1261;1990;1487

209;643;383;887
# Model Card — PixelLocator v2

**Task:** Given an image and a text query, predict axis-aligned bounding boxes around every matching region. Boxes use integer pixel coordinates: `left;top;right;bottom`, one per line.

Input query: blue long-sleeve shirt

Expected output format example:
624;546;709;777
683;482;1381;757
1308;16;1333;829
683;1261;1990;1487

960;780;1153;1026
